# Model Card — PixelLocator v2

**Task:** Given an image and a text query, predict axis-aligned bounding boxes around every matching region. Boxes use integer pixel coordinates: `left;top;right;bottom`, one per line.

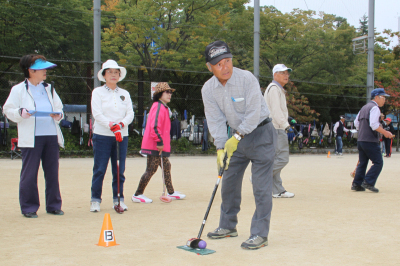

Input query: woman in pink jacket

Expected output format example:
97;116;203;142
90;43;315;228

131;82;186;203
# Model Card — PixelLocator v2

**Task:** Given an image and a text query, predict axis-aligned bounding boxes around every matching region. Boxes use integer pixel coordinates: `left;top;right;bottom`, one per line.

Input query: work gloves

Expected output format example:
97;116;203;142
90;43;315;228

217;136;240;172
109;122;124;142
217;149;225;172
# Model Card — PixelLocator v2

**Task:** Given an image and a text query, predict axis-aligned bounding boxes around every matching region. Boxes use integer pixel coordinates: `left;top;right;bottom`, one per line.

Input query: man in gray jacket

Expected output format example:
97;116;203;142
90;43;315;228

264;64;295;198
202;40;276;250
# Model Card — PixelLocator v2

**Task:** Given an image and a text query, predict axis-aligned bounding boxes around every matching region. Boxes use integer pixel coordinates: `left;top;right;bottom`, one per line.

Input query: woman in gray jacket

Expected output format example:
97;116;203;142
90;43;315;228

3;54;64;218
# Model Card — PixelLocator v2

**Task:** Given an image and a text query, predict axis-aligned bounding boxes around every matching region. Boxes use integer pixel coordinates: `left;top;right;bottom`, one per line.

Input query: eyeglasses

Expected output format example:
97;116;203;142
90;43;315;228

278;71;290;76
165;90;173;94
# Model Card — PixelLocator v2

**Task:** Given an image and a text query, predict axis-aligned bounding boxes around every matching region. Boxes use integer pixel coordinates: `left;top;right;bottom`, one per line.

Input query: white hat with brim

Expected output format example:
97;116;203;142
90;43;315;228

97;59;127;82
273;64;292;75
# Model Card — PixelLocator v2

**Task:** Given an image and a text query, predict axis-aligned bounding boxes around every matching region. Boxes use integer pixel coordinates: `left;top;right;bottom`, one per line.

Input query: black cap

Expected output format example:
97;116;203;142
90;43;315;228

205;41;233;65
340;115;345;119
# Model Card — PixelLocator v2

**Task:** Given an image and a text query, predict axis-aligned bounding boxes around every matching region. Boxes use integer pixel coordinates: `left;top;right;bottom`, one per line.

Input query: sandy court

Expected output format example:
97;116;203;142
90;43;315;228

1;153;400;265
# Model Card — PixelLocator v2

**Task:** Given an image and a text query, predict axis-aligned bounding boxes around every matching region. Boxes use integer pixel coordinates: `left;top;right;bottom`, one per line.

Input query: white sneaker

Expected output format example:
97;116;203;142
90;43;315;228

113;200;128;211
131;194;153;203
339;153;343;156
273;191;295;198
90;201;101;212
168;191;186;200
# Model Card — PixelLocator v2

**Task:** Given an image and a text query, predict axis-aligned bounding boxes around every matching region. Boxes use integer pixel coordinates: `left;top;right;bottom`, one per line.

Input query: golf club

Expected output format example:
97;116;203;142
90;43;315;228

159;154;172;203
186;154;227;249
113;140;124;214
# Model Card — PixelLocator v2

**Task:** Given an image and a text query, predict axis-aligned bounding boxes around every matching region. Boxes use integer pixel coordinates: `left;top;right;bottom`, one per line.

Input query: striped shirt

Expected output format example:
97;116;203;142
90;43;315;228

201;67;270;149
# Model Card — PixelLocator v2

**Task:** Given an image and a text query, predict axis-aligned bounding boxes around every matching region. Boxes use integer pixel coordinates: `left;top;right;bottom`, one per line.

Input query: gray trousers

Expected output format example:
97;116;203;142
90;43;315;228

272;129;289;194
219;122;276;238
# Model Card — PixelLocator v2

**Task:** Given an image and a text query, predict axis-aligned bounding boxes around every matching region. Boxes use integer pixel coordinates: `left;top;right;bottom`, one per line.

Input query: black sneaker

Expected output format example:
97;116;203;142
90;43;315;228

207;227;238;239
23;212;38;218
241;235;268;250
361;181;379;193
47;210;64;215
351;183;365;191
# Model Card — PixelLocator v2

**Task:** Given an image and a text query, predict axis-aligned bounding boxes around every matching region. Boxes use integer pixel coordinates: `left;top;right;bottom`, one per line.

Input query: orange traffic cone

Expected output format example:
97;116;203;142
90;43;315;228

97;213;119;247
327;151;331;158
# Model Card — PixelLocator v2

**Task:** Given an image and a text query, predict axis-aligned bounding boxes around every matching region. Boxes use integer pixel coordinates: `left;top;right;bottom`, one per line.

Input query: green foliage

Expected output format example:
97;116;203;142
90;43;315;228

2;1;400;130
127;133;142;151
358;14;368;36
0;0;96;106
0;0;93;59
170;137;216;154
171;138;192;152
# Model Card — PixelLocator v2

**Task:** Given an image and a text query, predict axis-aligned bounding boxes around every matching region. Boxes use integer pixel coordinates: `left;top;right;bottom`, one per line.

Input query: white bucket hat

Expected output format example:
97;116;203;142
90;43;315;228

97;59;127;82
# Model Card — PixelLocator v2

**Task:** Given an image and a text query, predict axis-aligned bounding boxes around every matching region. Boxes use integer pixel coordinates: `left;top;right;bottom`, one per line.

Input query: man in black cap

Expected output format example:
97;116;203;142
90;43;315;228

352;88;393;192
201;40;276;250
333;115;349;156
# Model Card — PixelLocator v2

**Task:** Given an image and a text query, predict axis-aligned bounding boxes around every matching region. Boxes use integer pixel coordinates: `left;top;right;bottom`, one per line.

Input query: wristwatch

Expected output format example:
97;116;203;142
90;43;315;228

234;132;244;141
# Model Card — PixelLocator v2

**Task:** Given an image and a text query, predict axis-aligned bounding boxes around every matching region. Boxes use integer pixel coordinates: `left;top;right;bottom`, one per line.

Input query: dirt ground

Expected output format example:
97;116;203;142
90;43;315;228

1;152;400;265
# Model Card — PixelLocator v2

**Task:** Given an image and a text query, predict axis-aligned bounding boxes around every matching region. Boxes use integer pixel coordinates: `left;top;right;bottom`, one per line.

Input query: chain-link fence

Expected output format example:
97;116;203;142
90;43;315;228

0;58;213;125
0;58;219;156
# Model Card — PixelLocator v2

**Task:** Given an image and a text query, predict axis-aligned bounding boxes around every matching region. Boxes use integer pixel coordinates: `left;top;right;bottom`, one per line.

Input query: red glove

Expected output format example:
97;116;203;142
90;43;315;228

110;122;124;132
114;130;123;142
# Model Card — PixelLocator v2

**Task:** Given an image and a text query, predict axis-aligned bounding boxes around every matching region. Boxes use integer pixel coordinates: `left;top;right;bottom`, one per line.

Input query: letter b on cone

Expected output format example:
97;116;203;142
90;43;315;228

97;213;119;247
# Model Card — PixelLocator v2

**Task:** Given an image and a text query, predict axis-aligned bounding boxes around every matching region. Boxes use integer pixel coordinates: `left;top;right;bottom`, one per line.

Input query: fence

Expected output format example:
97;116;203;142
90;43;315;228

0;58;213;129
0;59;218;155
2;58;393;156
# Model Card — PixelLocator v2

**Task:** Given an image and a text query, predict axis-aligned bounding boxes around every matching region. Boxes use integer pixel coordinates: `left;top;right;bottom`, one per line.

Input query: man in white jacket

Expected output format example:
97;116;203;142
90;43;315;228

264;64;295;198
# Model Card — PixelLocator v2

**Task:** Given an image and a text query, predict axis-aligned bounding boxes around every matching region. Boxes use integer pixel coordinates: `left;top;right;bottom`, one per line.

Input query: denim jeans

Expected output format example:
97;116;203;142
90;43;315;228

336;136;343;153
91;134;128;202
353;141;383;186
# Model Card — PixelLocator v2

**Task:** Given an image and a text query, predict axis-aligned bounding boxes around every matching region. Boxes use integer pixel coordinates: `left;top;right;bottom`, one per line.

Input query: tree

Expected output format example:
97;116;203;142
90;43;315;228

334;16;347;28
100;0;248;119
375;71;400;151
226;6;363;123
0;0;94;106
285;82;320;122
358;14;368;36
